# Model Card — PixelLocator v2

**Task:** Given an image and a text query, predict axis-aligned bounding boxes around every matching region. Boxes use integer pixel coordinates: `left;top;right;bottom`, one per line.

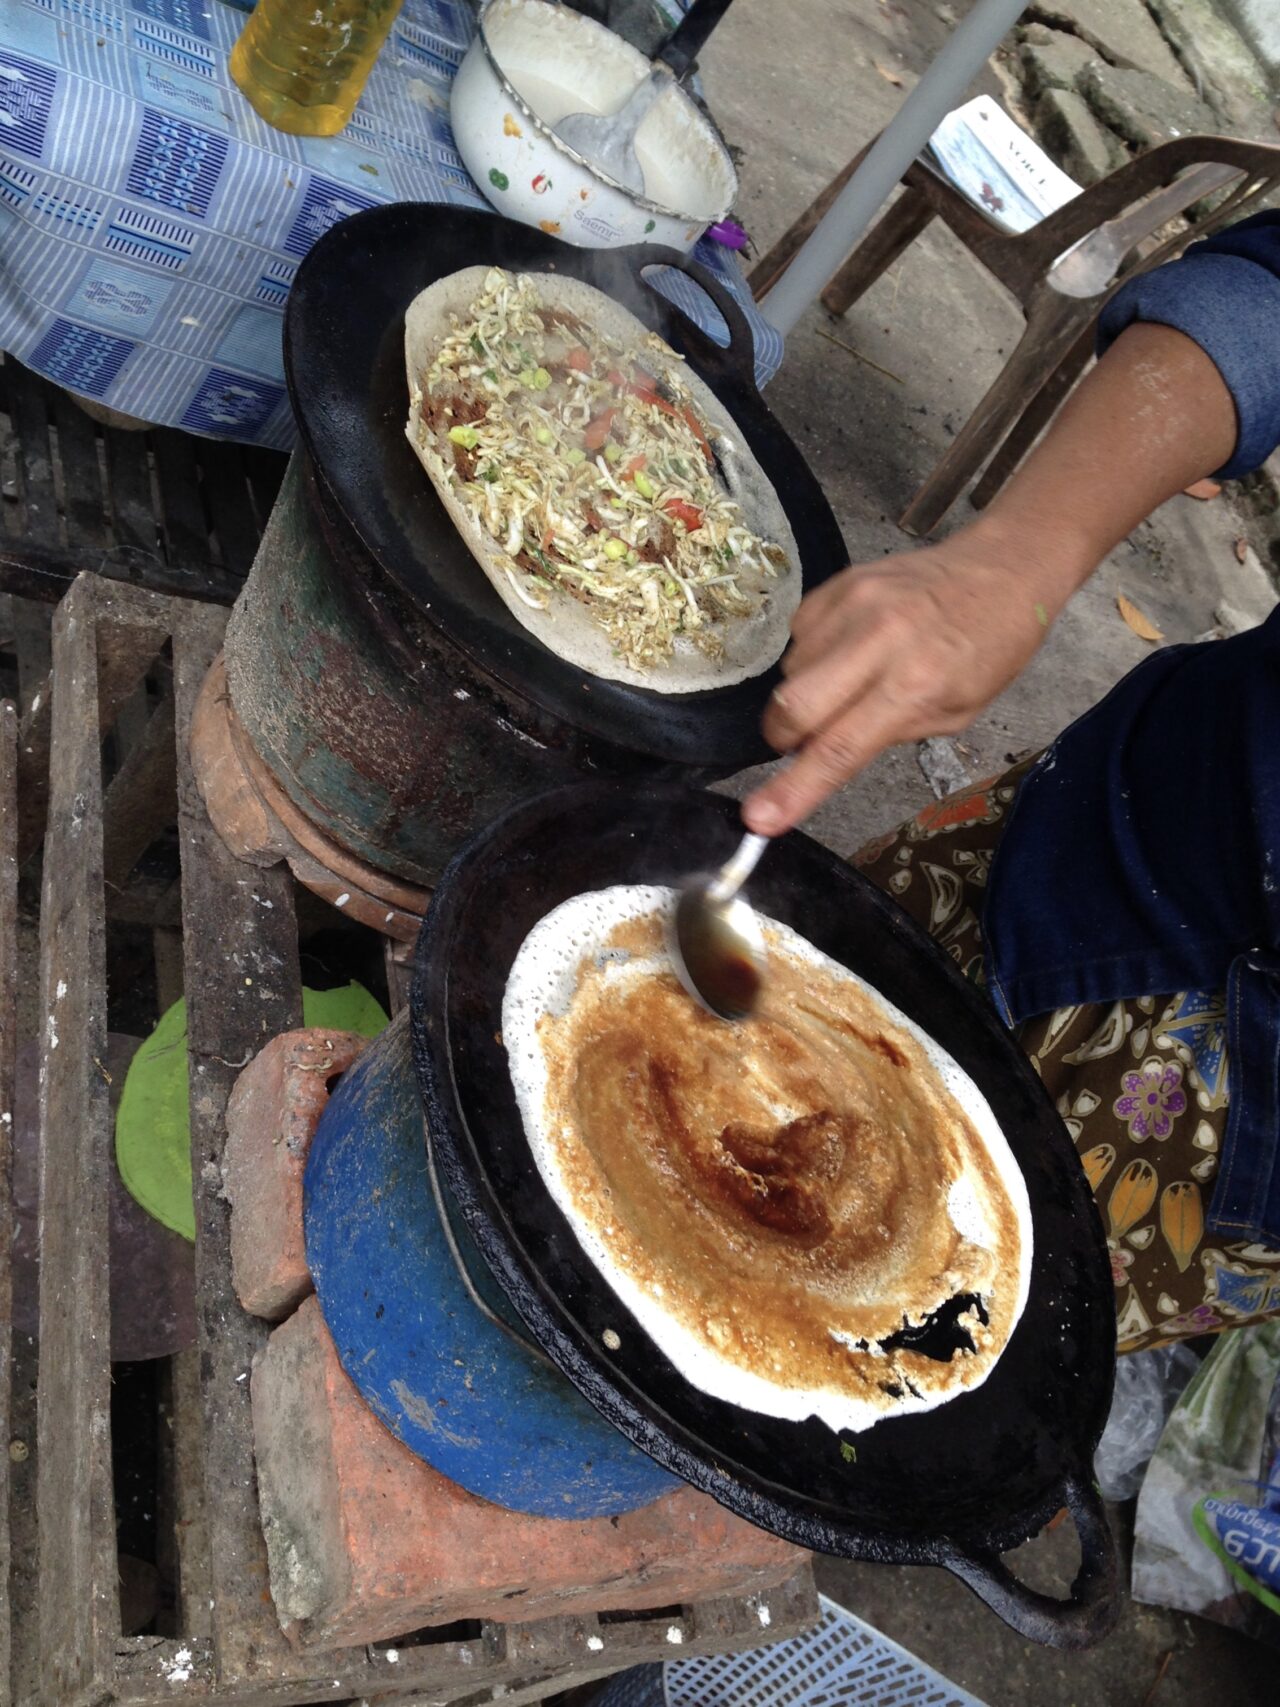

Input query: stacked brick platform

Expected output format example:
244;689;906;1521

228;1029;806;1650
224;1029;368;1321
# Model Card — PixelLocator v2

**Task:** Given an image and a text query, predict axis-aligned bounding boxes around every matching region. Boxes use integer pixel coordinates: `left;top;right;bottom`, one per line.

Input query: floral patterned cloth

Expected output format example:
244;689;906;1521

854;757;1280;1355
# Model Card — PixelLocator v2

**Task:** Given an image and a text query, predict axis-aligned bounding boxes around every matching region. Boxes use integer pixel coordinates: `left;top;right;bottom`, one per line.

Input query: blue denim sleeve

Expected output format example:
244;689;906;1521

1097;211;1280;478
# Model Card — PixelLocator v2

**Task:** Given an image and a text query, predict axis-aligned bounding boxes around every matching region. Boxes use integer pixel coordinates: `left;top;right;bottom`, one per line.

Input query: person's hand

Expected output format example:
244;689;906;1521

742;520;1066;836
738;319;1239;837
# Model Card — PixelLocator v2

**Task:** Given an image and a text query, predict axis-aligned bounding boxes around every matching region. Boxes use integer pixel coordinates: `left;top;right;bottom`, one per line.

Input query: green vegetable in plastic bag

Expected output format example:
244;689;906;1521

1133;1321;1280;1634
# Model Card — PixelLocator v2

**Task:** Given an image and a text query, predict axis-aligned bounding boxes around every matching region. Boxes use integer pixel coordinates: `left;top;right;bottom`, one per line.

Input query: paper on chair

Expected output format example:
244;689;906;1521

925;95;1081;233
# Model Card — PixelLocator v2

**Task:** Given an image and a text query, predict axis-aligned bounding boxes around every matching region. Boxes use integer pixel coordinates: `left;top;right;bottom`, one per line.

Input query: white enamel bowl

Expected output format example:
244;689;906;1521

450;0;738;252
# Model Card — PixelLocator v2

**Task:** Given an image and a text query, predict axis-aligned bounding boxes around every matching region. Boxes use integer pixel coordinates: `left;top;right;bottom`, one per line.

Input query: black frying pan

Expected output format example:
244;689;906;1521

657;0;738;80
283;204;846;773
411;782;1121;1648
565;0;736;80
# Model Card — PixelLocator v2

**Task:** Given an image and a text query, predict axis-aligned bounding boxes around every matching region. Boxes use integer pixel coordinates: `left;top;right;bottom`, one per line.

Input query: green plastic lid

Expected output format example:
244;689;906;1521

115;983;388;1242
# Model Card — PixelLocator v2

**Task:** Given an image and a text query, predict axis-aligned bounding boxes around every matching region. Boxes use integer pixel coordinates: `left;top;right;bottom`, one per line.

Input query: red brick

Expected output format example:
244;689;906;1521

252;1296;805;1649
224;1030;368;1320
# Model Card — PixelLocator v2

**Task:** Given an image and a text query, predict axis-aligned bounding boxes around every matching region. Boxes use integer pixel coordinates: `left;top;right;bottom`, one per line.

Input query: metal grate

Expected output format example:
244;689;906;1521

0;354;286;610
589;1664;665;1706
591;1596;987;1707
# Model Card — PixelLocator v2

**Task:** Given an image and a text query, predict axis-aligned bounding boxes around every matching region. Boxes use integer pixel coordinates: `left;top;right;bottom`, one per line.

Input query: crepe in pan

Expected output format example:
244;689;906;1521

502;886;1033;1436
404;266;801;692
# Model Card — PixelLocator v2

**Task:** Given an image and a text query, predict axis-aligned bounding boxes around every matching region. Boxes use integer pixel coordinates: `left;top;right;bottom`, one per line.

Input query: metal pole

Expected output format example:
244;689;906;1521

758;0;1028;336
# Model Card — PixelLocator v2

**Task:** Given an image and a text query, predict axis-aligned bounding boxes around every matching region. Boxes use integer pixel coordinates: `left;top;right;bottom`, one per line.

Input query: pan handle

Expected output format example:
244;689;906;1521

658;0;739;81
940;1467;1120;1649
638;247;759;394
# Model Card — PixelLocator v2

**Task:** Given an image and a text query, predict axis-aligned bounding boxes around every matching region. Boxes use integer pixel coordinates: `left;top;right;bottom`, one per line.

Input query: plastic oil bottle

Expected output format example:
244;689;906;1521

229;0;407;137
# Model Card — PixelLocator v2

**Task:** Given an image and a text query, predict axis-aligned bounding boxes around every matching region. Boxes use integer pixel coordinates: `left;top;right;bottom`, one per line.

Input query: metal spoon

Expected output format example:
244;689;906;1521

672;830;769;1022
554;66;670;195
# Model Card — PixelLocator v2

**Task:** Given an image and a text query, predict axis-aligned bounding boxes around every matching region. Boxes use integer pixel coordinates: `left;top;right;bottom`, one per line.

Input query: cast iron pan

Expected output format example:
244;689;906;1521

284;204;847;772
412;783;1121;1648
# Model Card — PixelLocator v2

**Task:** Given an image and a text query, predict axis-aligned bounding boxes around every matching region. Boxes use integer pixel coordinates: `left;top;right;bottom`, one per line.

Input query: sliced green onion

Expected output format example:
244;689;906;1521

603;538;628;560
603;443;622;464
565;447;586;466
534;425;554;445
531;366;553;390
633;470;655;500
448;425;480;448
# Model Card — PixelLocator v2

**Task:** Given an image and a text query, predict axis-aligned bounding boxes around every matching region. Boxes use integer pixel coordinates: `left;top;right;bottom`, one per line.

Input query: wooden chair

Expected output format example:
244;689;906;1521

750;134;1280;536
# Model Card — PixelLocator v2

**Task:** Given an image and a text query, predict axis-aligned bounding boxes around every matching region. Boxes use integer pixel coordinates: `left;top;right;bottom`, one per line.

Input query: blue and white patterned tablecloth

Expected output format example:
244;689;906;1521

0;0;782;449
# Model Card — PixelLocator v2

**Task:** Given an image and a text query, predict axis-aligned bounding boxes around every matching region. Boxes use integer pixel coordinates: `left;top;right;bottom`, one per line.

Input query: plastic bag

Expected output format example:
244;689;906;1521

1192;1355;1280;1618
1132;1320;1280;1640
1093;1341;1200;1501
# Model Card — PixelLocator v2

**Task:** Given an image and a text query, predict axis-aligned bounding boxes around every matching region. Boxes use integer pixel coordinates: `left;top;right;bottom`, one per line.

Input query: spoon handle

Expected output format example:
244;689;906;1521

616;66;670;128
707;830;769;904
658;0;738;81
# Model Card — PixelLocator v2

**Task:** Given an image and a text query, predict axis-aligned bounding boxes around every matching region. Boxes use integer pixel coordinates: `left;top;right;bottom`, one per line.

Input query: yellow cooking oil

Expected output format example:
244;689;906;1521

229;0;407;137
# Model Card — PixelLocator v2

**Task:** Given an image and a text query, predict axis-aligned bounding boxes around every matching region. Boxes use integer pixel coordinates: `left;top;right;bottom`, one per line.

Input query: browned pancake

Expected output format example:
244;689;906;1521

504;888;1032;1433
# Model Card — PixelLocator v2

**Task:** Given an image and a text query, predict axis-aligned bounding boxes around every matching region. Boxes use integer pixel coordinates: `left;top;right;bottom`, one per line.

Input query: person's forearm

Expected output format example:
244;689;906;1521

962;319;1238;615
741;319;1240;836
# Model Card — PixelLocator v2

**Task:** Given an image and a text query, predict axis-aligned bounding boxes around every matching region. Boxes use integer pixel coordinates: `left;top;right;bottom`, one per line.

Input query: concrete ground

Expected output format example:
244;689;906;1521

808;1519;1279;1706
704;0;1278;859
687;0;1279;1702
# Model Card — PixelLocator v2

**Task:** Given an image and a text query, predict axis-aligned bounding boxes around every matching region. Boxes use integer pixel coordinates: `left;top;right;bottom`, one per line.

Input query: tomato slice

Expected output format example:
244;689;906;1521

567;346;592;372
628;384;712;466
628;381;677;416
582;407;616;452
663;498;703;531
621;454;648;479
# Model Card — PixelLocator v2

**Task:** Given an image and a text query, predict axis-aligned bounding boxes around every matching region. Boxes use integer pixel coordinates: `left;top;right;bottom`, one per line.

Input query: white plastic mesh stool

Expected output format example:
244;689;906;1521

589;1595;988;1706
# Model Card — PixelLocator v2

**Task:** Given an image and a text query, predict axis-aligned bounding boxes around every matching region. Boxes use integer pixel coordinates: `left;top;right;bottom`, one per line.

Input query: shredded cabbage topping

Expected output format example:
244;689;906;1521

409;267;791;670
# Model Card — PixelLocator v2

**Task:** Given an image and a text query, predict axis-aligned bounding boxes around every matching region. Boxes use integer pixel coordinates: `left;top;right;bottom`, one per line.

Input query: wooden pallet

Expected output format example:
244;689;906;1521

0;356;286;612
1;696;17;1703
20;572;817;1707
0;357;288;874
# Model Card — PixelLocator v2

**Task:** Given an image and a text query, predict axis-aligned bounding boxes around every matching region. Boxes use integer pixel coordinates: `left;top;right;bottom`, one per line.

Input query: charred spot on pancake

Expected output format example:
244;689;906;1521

877;1292;989;1363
